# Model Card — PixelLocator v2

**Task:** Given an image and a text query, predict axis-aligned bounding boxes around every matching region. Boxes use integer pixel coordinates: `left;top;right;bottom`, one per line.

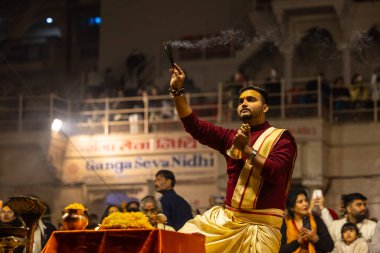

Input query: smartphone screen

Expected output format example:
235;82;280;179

302;216;311;229
312;189;323;199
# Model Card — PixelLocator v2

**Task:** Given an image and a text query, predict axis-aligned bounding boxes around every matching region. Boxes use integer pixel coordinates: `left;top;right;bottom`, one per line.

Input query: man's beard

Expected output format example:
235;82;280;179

354;212;366;223
239;114;252;123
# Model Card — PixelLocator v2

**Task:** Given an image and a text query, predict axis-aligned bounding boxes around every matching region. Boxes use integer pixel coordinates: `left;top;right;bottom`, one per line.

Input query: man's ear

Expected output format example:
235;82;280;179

165;179;172;189
263;104;269;113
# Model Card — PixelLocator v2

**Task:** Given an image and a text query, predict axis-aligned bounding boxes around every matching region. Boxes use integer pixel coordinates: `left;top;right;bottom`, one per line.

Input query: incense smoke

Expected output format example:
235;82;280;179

164;27;378;63
166;29;251;49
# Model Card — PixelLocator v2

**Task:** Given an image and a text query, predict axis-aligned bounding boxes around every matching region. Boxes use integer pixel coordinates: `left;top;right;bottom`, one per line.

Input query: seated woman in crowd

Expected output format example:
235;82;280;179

0;204;24;228
0;204;26;253
332;77;351;110
126;200;140;212
100;204;121;223
279;188;334;253
350;73;370;109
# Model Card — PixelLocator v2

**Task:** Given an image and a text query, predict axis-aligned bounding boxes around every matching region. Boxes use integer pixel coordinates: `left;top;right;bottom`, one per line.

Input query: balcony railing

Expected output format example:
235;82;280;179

0;94;70;132
0;79;379;134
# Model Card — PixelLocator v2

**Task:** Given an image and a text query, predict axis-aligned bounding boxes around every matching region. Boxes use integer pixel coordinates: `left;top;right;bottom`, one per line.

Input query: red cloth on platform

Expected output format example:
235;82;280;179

41;229;205;253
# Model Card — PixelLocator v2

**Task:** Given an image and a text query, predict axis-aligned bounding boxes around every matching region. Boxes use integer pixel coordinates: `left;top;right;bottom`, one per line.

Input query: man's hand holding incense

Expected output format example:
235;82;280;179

170;63;185;90
169;63;192;117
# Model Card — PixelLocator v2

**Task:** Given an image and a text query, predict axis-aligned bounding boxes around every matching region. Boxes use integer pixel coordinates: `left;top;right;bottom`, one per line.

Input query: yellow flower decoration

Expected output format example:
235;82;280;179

100;212;153;229
64;202;86;211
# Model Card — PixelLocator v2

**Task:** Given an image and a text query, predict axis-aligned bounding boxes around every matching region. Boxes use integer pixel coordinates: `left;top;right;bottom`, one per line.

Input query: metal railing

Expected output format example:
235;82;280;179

0;80;378;134
0;94;70;132
70;90;221;135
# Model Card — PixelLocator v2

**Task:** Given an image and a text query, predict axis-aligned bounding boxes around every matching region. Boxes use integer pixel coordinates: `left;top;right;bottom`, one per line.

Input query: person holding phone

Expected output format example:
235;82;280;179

279;187;334;253
309;189;339;227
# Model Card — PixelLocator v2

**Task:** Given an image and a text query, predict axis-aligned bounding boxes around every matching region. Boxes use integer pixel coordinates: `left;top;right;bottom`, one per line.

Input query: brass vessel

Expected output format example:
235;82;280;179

0;227;28;253
62;209;88;230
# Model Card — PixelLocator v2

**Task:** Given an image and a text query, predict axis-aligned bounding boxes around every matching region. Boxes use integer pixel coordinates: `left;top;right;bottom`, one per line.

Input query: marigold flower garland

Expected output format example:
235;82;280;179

100;212;153;229
64;202;86;211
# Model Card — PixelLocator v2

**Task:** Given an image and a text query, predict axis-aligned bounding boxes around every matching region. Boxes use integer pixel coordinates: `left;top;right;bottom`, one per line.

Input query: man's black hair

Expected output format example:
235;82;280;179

343;193;367;208
341;222;360;236
286;187;308;218
155;170;176;188
239;85;269;105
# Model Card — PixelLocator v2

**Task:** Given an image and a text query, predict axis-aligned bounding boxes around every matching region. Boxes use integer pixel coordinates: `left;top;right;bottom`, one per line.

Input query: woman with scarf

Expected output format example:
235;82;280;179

279;188;334;253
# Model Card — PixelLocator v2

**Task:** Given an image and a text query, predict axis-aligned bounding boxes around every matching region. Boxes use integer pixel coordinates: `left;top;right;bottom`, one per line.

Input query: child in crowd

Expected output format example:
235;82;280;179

332;222;368;253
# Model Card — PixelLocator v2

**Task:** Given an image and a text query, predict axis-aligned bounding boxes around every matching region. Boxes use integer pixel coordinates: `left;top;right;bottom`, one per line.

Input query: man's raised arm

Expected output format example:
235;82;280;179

169;63;192;118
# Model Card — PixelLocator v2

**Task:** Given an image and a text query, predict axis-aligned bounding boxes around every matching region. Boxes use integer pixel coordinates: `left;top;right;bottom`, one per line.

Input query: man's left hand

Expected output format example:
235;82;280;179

232;123;250;150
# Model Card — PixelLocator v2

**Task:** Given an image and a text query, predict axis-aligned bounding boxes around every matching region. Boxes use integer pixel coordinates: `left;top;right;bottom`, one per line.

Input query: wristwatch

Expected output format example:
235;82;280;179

249;148;258;161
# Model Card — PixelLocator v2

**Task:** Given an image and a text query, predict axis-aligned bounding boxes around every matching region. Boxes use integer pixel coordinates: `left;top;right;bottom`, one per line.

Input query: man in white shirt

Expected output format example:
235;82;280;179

328;192;376;243
370;221;380;253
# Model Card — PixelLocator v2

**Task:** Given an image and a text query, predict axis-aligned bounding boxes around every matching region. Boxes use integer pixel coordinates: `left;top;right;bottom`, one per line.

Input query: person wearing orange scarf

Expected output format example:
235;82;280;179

279;188;334;253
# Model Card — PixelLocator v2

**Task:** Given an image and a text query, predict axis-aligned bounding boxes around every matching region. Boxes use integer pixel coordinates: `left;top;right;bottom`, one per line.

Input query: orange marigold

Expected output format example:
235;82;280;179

64;202;86;211
100;212;153;229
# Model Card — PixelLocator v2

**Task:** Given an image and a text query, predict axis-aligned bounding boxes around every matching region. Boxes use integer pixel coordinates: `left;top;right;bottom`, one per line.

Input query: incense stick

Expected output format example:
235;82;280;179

163;41;175;67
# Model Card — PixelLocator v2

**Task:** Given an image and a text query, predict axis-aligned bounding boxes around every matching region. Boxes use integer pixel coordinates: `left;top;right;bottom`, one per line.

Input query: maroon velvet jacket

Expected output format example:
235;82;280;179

181;112;297;210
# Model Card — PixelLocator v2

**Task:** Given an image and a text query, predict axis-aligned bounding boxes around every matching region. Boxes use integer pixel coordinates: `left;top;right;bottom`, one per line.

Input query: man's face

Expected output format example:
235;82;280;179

154;175;171;192
0;206;16;223
342;229;358;245
237;90;268;123
142;201;158;216
142;201;158;226
347;199;367;222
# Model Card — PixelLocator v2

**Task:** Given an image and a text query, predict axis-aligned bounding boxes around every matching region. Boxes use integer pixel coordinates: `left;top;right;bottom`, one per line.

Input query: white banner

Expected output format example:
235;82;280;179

62;151;218;184
67;134;209;157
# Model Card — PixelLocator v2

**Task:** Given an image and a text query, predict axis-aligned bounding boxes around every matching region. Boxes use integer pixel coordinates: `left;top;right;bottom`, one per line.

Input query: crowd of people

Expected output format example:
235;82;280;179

221;67;380;123
0;170;195;252
85;49;147;100
2;185;380;252
83;60;380;127
81;51;208;128
279;188;380;253
229;67;380;109
2;62;380;253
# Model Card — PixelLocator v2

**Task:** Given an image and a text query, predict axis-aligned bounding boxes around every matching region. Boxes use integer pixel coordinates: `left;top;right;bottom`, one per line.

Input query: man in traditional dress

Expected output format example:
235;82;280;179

168;63;297;253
